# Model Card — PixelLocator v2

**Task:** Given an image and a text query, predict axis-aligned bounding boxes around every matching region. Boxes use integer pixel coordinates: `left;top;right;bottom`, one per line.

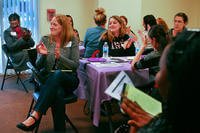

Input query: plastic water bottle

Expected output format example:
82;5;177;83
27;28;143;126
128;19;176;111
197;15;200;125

134;41;141;54
103;42;109;58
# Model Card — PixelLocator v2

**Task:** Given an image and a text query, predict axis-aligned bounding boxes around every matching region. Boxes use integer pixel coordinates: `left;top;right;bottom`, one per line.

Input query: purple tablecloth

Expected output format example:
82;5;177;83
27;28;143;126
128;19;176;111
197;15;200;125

76;59;149;126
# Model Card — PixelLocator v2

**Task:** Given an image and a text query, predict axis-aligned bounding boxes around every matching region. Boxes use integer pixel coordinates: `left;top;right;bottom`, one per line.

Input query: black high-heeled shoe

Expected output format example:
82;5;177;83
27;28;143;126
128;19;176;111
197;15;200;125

16;114;40;131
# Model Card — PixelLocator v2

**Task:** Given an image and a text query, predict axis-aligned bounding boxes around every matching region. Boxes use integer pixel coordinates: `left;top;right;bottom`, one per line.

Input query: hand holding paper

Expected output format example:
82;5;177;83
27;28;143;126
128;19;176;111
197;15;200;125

121;96;153;128
122;84;162;116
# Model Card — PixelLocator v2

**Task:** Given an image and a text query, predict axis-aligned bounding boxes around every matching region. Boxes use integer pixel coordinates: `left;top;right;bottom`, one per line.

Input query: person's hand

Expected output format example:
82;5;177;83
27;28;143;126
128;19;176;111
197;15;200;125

122;40;131;49
137;30;143;38
22;28;31;41
54;47;60;59
121;97;153;129
131;60;136;71
126;26;131;34
141;35;148;48
36;42;48;55
54;43;61;59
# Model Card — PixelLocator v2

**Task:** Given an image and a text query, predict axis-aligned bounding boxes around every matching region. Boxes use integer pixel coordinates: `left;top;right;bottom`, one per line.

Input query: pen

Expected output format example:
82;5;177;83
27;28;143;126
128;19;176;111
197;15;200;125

112;75;126;92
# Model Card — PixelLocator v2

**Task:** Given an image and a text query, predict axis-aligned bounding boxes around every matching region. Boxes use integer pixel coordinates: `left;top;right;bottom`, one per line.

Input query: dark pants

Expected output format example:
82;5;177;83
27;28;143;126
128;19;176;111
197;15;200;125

34;70;79;131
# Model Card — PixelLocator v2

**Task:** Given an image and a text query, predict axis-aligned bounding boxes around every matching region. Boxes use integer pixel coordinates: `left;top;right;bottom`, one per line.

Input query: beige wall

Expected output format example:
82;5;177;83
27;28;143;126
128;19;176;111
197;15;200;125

39;0;97;42
99;0;200;34
141;0;200;29
98;0;142;35
39;0;200;42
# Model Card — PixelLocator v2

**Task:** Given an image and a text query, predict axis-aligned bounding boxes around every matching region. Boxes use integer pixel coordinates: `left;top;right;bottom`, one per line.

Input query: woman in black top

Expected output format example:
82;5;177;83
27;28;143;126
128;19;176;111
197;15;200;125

98;15;136;57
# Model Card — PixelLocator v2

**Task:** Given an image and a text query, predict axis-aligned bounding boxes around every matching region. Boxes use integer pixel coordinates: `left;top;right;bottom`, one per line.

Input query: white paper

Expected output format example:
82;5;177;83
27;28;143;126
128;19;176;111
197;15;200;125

91;62;123;68
105;71;134;100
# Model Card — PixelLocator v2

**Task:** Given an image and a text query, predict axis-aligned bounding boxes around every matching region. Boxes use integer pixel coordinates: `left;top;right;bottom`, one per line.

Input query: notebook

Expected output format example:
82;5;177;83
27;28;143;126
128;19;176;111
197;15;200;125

122;83;162;116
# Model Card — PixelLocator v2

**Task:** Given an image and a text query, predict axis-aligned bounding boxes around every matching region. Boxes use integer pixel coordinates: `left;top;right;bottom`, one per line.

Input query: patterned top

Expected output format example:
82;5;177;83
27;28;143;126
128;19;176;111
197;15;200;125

36;36;79;76
4;27;35;71
99;34;135;57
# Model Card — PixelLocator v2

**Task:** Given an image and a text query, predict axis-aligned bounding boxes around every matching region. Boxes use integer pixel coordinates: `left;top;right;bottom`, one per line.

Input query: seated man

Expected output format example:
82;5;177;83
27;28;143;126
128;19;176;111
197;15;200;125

4;12;35;71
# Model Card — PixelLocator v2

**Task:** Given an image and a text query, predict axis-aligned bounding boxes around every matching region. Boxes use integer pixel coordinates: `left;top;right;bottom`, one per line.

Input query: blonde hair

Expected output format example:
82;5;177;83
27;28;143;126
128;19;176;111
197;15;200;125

50;14;74;48
156;17;169;33
94;7;107;26
100;15;126;42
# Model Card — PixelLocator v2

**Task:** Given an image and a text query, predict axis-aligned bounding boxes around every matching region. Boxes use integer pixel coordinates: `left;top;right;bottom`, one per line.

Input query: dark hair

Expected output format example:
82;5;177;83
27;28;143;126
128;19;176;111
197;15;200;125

148;25;168;52
66;15;74;27
174;12;188;24
166;30;200;132
8;12;20;21
143;15;157;31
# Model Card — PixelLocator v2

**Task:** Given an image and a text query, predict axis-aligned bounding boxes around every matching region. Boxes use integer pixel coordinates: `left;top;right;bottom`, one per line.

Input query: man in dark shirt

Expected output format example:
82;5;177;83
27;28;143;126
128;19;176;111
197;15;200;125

4;12;35;71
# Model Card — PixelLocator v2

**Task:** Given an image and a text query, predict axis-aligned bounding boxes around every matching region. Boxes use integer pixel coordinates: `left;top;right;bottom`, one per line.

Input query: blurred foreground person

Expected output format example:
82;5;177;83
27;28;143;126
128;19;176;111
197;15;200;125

121;30;200;133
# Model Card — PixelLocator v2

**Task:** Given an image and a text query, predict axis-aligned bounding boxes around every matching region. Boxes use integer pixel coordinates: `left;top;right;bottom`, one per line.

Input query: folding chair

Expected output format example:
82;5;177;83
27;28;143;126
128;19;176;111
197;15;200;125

26;61;78;133
1;44;32;93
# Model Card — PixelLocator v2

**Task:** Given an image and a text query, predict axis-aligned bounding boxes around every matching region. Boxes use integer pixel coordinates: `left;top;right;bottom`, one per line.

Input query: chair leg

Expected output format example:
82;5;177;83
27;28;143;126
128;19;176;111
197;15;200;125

14;70;29;93
65;114;78;133
102;101;114;133
27;98;35;118
1;60;9;90
26;98;41;133
16;72;20;84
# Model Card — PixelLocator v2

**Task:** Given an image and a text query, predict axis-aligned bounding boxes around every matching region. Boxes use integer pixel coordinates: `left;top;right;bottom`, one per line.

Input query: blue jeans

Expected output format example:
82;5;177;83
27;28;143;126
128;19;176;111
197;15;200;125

34;70;79;131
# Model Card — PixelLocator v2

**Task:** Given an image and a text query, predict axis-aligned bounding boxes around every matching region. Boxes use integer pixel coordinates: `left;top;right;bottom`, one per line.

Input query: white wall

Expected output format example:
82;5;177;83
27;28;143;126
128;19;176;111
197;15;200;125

141;0;200;29
98;0;142;35
39;0;200;43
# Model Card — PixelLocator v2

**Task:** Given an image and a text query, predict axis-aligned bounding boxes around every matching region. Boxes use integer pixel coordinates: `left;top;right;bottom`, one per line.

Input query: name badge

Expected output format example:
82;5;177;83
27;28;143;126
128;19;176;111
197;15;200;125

65;41;72;47
10;31;17;36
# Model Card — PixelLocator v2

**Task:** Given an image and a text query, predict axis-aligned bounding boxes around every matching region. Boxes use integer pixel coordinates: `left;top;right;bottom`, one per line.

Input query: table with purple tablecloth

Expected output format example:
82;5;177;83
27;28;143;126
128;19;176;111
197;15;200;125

76;58;149;126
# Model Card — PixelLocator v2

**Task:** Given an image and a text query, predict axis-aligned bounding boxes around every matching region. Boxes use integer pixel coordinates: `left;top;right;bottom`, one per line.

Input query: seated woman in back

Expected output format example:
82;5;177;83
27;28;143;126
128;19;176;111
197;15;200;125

83;7;107;58
98;15;136;57
131;25;168;76
120;15;138;40
66;14;80;43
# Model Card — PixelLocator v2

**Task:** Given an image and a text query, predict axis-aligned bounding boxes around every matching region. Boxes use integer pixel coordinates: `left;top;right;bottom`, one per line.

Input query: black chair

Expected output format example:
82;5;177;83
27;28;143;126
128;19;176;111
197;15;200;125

1;44;36;93
26;62;78;133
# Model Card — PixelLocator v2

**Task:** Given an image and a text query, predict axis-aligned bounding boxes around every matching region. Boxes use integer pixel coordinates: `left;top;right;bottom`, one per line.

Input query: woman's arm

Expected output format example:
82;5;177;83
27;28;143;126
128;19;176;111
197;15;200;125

131;36;148;71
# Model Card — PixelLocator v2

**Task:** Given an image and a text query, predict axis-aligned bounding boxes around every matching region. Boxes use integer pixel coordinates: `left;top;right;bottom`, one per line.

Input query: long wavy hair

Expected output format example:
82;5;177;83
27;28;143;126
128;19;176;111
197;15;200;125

100;15;126;43
49;14;74;48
